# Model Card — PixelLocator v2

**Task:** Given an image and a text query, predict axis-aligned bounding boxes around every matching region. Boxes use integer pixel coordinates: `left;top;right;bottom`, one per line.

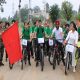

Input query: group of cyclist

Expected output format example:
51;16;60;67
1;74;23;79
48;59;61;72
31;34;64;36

0;19;80;73
21;19;80;72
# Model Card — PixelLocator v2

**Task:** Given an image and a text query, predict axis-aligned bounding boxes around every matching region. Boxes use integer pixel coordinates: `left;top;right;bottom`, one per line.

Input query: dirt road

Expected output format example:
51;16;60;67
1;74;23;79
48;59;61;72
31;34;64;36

0;57;80;80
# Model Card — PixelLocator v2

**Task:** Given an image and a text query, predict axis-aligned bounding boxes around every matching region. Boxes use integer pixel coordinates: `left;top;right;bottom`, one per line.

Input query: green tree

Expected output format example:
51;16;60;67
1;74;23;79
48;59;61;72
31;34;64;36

33;6;41;13
46;3;49;13
77;13;80;21
20;8;28;22
13;11;19;21
78;5;80;13
1;17;7;22
49;4;60;23
32;15;44;24
13;8;29;22
61;1;73;21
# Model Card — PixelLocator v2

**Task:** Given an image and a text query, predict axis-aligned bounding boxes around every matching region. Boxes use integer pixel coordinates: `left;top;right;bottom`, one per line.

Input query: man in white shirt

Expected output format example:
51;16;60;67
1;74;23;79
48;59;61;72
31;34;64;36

52;20;65;66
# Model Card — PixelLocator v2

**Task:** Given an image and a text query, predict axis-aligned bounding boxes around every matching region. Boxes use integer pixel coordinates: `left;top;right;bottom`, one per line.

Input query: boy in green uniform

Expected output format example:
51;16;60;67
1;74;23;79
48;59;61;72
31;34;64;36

62;24;69;39
29;22;37;58
77;26;80;58
77;27;80;39
44;22;52;54
34;20;45;66
22;22;31;65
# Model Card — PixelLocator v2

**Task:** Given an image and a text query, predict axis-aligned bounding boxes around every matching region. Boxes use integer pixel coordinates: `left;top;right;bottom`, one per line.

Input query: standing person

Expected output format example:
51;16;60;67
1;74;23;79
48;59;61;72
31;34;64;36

5;22;10;61
0;29;4;66
22;22;31;65
52;20;65;66
64;21;78;72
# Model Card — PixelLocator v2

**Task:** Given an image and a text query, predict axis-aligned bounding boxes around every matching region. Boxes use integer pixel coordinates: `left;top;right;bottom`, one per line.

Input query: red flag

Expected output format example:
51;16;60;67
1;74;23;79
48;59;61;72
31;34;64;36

2;22;22;64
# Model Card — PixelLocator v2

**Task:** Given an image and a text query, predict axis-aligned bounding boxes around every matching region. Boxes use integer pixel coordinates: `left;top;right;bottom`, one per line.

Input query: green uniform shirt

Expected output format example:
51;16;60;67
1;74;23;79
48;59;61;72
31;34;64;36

22;27;30;40
30;25;35;33
35;27;44;38
77;27;80;35
44;27;47;34
62;27;67;39
45;27;52;36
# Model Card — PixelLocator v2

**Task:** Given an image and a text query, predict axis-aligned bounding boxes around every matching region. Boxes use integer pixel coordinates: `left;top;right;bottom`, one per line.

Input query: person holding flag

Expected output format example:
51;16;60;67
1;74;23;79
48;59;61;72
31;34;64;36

2;21;22;66
0;30;4;66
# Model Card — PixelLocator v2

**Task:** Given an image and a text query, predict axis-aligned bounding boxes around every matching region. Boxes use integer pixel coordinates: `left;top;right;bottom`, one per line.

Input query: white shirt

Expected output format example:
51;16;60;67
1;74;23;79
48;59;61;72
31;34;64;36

66;30;78;45
52;27;63;43
65;30;78;53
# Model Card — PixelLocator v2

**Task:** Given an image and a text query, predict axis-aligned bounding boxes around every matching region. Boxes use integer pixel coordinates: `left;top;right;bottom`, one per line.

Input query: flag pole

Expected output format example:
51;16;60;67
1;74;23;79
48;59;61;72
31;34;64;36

18;0;21;25
29;0;31;23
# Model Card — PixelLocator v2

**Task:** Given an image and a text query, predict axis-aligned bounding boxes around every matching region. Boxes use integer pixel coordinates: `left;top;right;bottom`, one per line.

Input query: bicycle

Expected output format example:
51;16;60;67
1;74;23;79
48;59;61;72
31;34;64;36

21;39;30;70
48;39;64;70
36;38;44;71
64;43;79;75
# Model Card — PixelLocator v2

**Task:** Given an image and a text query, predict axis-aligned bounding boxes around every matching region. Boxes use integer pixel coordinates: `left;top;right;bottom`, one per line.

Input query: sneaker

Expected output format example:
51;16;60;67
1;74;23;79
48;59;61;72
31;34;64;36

36;62;39;67
73;67;76;72
28;62;31;66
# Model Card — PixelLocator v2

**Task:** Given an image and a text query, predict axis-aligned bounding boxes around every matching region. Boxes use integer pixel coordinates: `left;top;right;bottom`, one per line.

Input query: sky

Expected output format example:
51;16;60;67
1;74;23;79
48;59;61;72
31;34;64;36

0;0;80;18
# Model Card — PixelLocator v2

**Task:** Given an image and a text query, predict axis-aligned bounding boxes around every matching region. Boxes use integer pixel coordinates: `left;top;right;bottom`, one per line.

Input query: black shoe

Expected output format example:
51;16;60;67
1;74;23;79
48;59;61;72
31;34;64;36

36;62;39;67
28;61;31;66
0;62;4;66
63;61;65;66
32;56;34;59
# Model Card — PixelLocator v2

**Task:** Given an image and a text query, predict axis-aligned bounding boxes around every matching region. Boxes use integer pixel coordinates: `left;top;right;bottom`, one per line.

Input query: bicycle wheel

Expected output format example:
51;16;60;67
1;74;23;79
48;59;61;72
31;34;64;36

65;52;69;75
21;48;27;70
53;52;56;70
57;53;60;65
48;49;53;65
75;49;79;65
21;49;24;70
21;59;23;70
40;49;44;71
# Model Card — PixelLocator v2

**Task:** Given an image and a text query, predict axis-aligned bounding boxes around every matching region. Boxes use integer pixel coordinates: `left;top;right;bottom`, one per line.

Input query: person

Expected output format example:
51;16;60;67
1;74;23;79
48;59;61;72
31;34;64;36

0;28;4;66
44;22;52;55
33;20;39;61
22;21;31;65
52;20;65;66
11;19;16;24
64;21;78;72
5;22;10;61
34;20;45;66
0;21;2;30
29;22;36;58
63;24;70;39
5;22;10;29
